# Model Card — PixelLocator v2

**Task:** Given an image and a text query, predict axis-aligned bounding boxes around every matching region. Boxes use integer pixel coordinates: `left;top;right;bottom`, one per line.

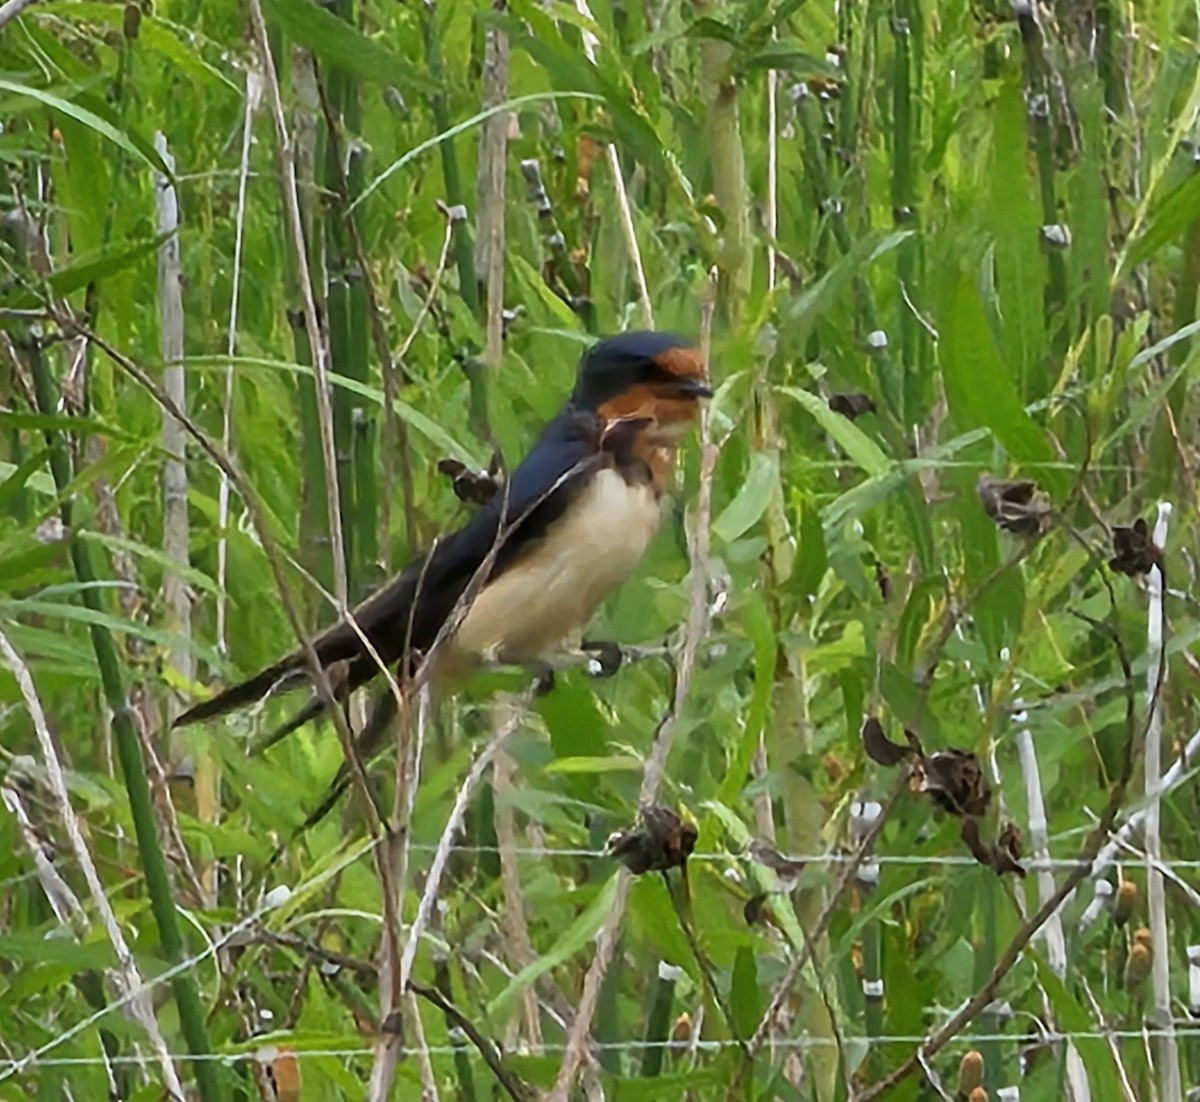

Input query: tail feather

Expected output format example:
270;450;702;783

172;657;306;728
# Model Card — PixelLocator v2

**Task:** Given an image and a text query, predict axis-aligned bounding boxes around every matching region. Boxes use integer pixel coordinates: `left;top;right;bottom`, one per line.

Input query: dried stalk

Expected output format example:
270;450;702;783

249;0;348;610
494;749;543;1050
367;699;529;1102
570;0;653;325
549;280;718;1099
1144;501;1182;1102
217;66;263;656
154;130;213;900
0;628;186;1100
70;321;405;1081
477;1;510;371
1014;700;1090;1101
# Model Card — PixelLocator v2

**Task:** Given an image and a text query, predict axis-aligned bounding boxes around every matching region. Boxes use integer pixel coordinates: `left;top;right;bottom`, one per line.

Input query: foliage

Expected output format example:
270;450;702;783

2;0;1200;1099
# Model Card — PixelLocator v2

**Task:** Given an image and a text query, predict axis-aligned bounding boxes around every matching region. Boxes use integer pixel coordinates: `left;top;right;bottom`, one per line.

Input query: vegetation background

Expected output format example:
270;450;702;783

2;0;1200;1099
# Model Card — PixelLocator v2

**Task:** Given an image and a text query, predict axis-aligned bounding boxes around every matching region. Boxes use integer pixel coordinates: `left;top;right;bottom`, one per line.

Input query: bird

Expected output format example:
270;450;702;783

173;331;712;758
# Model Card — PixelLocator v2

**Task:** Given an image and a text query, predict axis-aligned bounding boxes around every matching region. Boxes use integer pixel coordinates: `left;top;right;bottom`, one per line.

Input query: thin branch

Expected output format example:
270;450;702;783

409;982;532;1102
398;696;531;988
368;698;529;1102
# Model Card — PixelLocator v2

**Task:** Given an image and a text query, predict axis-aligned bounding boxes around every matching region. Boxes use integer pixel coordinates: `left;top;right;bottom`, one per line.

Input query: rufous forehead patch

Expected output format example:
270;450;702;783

657;345;707;380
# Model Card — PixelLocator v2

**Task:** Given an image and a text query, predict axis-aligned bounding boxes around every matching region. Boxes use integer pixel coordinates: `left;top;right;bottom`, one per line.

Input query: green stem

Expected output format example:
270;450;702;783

1016;8;1067;320
696;11;752;323
326;274;356;589
435;955;477;1102
27;336;222;1102
890;4;915;426
421;4;488;434
640;962;678;1077
348;267;379;587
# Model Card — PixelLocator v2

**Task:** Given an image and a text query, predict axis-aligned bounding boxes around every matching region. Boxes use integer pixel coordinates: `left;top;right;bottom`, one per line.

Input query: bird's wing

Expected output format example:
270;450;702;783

172;410;600;730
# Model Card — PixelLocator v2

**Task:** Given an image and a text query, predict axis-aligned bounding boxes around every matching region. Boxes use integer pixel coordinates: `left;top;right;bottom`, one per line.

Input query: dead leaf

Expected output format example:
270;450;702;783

861;716;913;767
977;473;1049;537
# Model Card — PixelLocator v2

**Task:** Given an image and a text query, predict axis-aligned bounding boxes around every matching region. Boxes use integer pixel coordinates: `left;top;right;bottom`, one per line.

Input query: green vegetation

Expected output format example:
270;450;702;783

2;0;1200;1100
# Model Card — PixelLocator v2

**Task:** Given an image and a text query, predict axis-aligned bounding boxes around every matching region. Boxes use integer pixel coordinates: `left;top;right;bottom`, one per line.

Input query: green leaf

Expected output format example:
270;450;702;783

778;387;892;477
0;932;116;971
356;90;602;210
488;874;619;1021
1;235;172;309
1122;167;1200;275
792;494;828;598
1031;957;1120;1102
543;754;643;775
262;0;433;92
712;450;778;544
0;79;171;177
184;355;477;465
0;410;141;441
716;589;774;806
0;598;223;667
730;946;760;1039
939;272;1059;489
80;532;222;596
738;41;841;79
0;448;51;513
991;76;1047;400
684;17;741;45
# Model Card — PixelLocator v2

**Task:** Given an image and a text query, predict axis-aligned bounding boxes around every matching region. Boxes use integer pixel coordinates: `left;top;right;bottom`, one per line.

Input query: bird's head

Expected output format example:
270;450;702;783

570;331;711;443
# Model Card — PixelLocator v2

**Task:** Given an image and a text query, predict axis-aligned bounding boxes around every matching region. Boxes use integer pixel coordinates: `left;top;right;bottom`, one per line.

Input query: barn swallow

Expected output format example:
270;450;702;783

174;331;711;756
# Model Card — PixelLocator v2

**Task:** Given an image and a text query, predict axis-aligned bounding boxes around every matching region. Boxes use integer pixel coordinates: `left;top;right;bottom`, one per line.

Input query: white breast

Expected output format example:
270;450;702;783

451;468;663;664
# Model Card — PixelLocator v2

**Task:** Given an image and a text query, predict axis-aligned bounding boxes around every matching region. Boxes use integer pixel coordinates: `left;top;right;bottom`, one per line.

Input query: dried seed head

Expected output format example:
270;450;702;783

1109;518;1163;576
1114;879;1138;926
959;1049;985;1093
829;392;877;420
605;804;697;876
1125;942;1152;990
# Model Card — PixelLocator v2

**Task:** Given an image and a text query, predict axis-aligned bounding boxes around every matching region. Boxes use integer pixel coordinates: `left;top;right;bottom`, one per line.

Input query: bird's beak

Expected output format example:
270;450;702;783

675;380;713;400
